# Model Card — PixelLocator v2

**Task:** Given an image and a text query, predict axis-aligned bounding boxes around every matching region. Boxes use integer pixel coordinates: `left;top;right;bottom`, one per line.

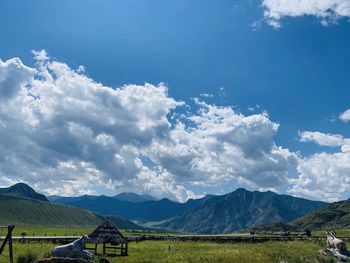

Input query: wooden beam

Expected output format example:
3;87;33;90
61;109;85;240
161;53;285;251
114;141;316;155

8;226;13;263
0;225;14;255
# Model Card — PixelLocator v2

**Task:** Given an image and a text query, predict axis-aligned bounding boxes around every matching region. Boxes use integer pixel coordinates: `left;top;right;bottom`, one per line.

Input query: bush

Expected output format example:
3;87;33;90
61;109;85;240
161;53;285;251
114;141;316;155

17;251;37;263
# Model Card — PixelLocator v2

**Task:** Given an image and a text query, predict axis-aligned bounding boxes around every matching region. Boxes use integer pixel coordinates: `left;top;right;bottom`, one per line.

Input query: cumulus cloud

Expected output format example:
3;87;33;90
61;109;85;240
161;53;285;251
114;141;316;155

290;151;350;201
0;58;35;100
0;51;296;201
340;108;350;122
299;131;347;147
262;0;350;28
149;102;297;189
293;130;350;201
31;49;49;61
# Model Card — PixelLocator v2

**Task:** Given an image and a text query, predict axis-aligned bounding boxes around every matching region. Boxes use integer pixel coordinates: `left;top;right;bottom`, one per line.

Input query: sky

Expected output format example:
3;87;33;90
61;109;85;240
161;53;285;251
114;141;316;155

1;0;350;202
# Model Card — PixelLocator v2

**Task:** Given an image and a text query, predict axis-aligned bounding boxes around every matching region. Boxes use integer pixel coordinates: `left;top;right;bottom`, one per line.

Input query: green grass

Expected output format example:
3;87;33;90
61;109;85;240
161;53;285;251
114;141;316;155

0;195;103;227
0;240;324;263
1;226;349;263
3;226;95;237
1;226;172;238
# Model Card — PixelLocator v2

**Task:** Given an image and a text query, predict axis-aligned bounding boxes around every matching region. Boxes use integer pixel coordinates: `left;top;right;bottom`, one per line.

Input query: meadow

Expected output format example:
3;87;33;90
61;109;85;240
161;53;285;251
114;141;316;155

0;227;344;263
0;239;326;263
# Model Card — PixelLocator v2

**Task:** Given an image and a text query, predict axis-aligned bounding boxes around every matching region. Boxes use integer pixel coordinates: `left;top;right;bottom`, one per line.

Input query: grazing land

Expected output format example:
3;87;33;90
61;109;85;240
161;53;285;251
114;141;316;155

0;240;324;263
1;226;347;262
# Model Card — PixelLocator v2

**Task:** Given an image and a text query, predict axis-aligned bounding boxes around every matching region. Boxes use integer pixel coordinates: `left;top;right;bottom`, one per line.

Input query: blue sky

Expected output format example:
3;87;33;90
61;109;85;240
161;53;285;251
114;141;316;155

1;0;350;202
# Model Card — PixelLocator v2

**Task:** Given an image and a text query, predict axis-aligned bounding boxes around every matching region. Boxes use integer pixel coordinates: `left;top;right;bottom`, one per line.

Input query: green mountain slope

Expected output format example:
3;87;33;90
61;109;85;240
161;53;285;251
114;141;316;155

0;183;48;202
291;199;350;230
0;194;143;229
160;188;327;233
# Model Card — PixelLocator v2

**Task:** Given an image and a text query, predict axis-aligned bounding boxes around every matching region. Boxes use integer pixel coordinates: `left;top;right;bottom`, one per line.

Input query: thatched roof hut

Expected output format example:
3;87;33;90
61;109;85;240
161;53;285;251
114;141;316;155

89;220;127;245
87;220;128;256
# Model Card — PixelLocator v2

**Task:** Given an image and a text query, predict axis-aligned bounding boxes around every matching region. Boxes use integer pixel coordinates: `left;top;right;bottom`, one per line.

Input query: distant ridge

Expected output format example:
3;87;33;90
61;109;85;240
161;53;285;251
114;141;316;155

113;192;157;203
0;183;48;202
49;192;157;204
50;194;99;204
58;195;213;222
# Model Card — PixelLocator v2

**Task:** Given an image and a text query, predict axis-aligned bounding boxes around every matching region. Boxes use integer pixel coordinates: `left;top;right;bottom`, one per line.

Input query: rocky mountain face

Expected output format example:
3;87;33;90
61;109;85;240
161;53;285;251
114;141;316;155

160;188;327;233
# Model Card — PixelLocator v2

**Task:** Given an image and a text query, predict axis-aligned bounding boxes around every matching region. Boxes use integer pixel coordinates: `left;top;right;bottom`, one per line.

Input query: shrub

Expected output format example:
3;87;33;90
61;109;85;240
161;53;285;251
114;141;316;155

16;251;37;263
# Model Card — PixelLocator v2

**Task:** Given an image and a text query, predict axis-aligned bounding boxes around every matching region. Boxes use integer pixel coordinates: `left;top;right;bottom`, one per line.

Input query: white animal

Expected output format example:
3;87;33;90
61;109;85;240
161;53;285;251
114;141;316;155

51;235;92;259
325;230;347;254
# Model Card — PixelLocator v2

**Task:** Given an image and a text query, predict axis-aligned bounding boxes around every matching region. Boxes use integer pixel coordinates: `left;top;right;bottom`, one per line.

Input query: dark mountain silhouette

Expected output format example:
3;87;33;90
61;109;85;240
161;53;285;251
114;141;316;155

0;183;48;202
113;192;157;202
50;192;157;204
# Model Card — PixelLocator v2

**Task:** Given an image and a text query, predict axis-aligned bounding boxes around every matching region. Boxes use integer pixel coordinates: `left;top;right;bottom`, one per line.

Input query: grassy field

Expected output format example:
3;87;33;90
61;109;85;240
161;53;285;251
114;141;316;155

1;226;348;262
0;240;325;263
4;226;95;237
1;226;167;238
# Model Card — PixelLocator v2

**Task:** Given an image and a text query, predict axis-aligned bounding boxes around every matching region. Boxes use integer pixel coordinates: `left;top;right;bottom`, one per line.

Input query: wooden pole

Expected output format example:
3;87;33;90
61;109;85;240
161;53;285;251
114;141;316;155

8;226;13;263
95;243;98;255
103;242;106;254
0;225;14;257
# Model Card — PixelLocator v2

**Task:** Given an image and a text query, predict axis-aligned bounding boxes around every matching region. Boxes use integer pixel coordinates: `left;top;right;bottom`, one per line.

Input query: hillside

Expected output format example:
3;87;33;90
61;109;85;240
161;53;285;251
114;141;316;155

0;194;143;229
57;195;212;222
0;183;48;202
291;199;350;230
160;188;327;233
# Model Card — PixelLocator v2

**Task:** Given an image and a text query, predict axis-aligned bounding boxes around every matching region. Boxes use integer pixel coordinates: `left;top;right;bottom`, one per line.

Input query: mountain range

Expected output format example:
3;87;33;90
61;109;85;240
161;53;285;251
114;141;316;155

54;194;213;222
159;188;327;233
1;183;343;233
48;187;329;232
49;191;158;204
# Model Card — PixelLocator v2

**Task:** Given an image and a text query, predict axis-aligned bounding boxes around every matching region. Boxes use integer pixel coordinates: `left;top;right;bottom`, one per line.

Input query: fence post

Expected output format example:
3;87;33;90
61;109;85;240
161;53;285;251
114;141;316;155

8;226;13;263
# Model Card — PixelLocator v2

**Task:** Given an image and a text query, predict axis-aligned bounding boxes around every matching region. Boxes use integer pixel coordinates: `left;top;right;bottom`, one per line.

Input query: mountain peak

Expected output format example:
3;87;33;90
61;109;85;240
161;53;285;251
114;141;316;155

234;188;249;193
0;183;48;202
161;188;327;233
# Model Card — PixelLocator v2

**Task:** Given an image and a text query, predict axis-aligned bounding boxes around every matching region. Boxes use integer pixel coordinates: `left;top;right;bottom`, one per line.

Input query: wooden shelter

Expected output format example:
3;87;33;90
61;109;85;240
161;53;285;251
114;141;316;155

87;220;128;256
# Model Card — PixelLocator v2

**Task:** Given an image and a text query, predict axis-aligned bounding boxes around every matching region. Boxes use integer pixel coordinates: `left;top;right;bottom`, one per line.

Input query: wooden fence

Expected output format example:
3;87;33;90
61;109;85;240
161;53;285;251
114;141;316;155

2;234;347;244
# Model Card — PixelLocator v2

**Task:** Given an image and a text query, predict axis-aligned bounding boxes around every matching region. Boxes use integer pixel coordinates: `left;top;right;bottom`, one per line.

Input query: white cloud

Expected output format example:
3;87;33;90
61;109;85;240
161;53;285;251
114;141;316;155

290;151;350;202
0;58;35;100
262;0;350;28
340;108;350;122
299;131;347;147
148;101;297;189
31;49;49;61
0;51;296;201
294;129;350;201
